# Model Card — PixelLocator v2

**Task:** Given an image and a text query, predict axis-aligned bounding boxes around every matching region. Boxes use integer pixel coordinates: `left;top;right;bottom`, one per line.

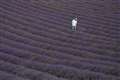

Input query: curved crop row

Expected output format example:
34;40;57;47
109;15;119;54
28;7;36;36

0;26;119;62
0;52;119;80
0;70;30;80
0;60;67;80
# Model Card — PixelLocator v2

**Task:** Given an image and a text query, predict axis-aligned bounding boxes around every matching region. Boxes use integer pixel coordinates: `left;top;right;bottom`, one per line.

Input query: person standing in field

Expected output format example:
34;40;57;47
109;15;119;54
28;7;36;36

72;18;77;31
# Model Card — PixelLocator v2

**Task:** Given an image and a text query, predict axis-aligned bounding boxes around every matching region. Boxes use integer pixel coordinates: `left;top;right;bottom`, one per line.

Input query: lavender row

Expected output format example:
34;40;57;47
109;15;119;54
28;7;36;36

1;0;119;32
0;60;67;80
0;70;30;80
0;52;119;80
0;15;118;58
1;44;120;77
1;34;120;67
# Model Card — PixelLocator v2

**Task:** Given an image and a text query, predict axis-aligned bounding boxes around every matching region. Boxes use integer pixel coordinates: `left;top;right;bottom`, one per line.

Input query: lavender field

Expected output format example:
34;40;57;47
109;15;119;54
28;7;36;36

0;0;120;80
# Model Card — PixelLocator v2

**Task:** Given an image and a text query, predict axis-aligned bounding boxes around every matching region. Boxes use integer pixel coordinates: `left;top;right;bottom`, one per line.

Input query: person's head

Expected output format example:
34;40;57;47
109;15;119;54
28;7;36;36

75;18;77;21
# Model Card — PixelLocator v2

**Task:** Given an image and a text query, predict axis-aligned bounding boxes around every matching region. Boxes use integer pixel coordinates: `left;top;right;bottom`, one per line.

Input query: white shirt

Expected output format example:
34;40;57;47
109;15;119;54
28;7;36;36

72;19;77;27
